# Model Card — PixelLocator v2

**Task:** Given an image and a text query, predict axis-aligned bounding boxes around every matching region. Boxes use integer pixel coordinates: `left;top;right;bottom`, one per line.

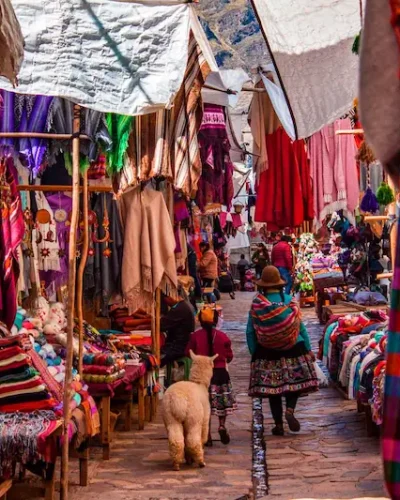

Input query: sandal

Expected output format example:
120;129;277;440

285;409;301;432
272;424;284;436
218;426;231;445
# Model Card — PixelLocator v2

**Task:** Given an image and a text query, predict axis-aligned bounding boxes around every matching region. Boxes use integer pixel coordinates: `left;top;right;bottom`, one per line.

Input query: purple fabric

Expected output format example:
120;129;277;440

0;91;54;176
360;187;379;213
18;95;54;176
44;193;72;287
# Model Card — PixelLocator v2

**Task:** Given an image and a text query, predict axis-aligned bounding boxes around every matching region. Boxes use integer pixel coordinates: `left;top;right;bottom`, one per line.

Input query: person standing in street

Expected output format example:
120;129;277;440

251;244;270;279
199;242;218;288
237;254;250;291
246;266;318;436
271;235;294;294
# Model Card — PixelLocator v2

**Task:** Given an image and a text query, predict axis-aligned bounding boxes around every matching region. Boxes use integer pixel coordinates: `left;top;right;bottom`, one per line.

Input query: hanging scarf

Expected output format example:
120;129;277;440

106;113;133;174
383;219;400;498
250;293;301;350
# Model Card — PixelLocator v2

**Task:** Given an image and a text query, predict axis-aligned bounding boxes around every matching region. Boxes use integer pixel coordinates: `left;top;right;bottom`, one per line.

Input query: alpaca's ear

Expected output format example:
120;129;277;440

211;354;219;361
189;350;197;361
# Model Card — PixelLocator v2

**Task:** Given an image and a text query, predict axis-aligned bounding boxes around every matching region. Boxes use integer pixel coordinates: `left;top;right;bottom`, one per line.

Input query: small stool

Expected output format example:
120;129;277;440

166;357;192;386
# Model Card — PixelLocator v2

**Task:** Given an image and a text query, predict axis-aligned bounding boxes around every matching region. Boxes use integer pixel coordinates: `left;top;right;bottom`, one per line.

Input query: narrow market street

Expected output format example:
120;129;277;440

65;293;388;500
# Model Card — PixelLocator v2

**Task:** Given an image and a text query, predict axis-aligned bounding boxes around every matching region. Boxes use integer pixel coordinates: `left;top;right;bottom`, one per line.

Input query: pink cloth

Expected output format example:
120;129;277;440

309;118;358;226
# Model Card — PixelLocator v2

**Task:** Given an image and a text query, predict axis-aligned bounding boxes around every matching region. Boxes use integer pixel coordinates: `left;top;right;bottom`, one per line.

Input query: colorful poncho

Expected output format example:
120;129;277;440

250;293;301;350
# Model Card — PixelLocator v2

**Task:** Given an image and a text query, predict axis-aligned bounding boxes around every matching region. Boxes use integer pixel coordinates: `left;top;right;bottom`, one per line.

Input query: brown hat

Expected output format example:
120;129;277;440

256;265;286;289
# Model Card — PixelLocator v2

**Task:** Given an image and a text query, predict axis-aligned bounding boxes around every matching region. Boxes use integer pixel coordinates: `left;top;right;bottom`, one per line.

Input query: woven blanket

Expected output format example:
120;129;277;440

251;293;301;350
383;217;400;497
82;369;125;384
0;345;24;361
0;366;37;385
0;376;42;395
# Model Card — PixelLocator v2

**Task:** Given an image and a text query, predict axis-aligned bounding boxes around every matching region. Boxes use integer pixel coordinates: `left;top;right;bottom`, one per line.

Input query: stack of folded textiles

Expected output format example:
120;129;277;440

82;353;126;384
0;336;57;412
109;307;152;333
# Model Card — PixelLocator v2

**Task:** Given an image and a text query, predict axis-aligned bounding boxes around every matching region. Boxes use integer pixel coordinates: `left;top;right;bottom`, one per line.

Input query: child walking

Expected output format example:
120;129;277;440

185;307;237;445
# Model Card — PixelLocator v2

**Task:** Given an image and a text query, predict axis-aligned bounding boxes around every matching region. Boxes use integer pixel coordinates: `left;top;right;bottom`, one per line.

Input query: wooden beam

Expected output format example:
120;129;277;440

61;104;81;500
335;129;364;135
76;170;89;376
17;184;113;193
0;132;90;140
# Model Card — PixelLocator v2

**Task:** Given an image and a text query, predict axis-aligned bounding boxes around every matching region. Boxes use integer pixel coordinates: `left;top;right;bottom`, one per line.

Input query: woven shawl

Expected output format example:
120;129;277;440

250;293;301;350
120;187;178;313
383;218;400;498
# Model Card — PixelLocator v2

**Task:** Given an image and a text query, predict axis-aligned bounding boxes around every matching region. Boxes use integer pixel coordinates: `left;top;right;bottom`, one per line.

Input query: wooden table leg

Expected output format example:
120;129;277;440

44;458;57;500
78;447;89;486
138;376;145;431
101;396;111;460
125;394;133;432
145;395;151;422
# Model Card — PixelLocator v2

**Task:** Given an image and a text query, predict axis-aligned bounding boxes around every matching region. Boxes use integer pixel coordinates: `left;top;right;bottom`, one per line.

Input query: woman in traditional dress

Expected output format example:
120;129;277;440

246;266;318;436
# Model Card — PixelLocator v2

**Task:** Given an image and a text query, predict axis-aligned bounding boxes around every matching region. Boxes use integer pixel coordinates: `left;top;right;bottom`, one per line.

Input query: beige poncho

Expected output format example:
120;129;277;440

120;187;178;313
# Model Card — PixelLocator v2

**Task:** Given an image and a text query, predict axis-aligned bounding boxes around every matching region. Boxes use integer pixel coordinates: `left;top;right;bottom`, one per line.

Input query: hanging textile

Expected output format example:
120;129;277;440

120;188;178;313
0;156;24;328
84;193;123;317
113;111;171;194
0;91;54;177
170;32;211;198
383;220;400;498
48;98;112;169
254;127;305;230
105;114;134;175
309;118;359;228
196;104;234;211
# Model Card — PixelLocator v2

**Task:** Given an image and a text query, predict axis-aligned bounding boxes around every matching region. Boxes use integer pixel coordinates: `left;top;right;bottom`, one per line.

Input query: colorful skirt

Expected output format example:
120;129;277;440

249;341;318;397
210;368;237;417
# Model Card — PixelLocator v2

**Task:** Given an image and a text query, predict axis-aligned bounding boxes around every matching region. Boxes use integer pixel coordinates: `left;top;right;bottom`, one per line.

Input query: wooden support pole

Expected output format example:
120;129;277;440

61;104;81;500
76;170;89;376
17;184;113;193
0;132;90;140
387;175;397;269
155;288;161;363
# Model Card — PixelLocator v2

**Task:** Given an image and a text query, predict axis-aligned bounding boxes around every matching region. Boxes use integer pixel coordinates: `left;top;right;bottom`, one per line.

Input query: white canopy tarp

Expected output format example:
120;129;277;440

0;0;193;115
251;0;361;138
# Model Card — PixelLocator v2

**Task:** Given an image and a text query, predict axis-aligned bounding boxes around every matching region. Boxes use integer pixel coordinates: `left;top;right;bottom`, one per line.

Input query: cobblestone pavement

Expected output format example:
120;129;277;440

69;293;386;499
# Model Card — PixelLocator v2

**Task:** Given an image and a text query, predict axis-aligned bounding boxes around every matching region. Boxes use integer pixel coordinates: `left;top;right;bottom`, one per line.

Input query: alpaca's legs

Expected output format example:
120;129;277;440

167;422;185;471
185;424;205;468
202;415;210;446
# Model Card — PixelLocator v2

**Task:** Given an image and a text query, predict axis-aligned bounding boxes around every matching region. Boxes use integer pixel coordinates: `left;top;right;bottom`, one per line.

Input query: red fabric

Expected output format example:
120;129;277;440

292;139;314;221
0;399;56;412
0;359;29;373
271;241;293;269
0;345;23;361
255;128;304;230
0;377;43;395
185;328;233;368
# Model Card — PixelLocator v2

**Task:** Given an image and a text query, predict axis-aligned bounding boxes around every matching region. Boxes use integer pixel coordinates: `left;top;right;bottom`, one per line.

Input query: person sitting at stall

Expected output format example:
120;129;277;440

199;242;218;288
160;290;195;368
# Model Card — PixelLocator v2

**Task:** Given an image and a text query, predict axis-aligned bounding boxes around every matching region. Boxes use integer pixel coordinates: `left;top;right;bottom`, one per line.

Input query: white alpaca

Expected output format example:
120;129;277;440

163;350;217;471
